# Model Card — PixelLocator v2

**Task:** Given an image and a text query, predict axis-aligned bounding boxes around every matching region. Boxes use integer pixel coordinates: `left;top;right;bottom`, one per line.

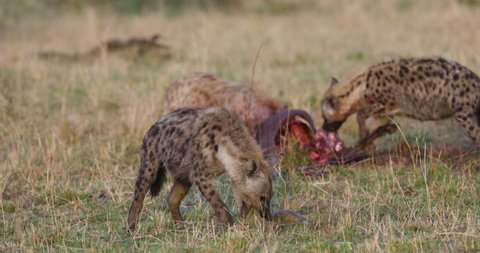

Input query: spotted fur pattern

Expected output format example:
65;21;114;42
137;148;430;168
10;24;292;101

321;57;480;151
127;107;273;231
163;72;282;135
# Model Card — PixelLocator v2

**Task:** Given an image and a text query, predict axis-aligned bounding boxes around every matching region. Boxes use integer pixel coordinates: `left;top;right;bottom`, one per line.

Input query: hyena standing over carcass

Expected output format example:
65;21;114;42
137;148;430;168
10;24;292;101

321;57;480;152
127;107;273;231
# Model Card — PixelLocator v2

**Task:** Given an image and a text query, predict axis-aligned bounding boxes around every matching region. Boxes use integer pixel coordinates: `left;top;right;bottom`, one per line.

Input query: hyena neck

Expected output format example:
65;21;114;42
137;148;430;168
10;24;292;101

334;71;368;114
216;143;245;183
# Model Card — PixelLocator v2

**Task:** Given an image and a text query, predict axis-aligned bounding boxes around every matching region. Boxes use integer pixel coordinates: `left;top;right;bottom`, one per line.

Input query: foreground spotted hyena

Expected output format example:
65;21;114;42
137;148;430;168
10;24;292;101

321;57;480;151
163;72;282;134
127;107;273;231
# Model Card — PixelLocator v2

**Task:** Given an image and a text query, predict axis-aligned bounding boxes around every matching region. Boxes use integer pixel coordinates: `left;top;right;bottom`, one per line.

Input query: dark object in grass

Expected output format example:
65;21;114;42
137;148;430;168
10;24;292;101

271;209;309;225
300;165;329;177
38;34;170;62
326;142;475;169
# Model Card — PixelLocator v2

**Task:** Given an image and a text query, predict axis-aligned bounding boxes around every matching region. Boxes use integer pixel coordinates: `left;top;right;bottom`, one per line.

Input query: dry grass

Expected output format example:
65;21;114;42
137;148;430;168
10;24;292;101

1;1;480;252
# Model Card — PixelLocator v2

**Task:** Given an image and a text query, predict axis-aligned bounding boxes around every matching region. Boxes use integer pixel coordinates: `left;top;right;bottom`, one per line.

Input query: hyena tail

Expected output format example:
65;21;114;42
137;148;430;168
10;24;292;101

128;151;166;231
149;162;167;197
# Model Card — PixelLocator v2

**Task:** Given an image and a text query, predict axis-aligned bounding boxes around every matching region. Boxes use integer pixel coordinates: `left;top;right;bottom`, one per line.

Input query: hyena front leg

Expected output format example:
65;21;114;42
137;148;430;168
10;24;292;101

357;115;397;153
195;176;234;225
167;179;192;222
356;108;370;141
454;110;480;149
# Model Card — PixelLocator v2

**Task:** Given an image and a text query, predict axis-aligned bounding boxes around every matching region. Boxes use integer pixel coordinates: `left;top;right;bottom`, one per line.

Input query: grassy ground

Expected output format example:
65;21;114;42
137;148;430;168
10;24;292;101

1;1;480;252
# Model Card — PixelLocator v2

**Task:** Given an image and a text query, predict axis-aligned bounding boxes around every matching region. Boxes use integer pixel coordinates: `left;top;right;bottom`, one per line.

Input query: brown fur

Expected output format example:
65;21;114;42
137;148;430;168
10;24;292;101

127;107;273;231
321;57;480;151
163;72;283;135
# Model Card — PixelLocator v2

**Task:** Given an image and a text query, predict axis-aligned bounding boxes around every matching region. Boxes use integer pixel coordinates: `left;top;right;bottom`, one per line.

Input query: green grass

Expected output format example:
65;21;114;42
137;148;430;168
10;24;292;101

2;162;479;251
1;1;480;252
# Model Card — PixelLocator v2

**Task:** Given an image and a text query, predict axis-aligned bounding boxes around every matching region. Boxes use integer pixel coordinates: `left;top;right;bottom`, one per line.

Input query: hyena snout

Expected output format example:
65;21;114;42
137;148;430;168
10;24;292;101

240;194;272;221
322;119;345;132
321;94;347;132
240;159;273;221
254;177;273;221
260;196;272;221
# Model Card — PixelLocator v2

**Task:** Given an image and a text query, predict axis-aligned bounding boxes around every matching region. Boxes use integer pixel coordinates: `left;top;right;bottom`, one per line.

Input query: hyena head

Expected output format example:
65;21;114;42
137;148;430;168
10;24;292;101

321;77;357;132
236;159;273;221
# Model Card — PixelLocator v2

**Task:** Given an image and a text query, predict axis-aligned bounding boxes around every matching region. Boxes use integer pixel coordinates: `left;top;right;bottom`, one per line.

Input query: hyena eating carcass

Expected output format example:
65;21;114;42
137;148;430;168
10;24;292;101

321;57;480;152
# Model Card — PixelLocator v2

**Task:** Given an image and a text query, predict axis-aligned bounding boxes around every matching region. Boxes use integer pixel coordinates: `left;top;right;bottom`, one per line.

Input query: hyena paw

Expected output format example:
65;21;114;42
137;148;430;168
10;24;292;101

127;221;137;232
355;142;377;155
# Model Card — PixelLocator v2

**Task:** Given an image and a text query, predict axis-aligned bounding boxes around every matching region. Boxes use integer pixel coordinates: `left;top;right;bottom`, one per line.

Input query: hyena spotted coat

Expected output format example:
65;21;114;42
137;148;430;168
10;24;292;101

127;107;273;231
321;57;480;151
163;72;282;134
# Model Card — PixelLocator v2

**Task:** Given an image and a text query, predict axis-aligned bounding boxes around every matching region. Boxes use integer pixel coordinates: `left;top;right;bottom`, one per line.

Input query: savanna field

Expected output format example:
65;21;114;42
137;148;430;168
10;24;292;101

1;0;480;252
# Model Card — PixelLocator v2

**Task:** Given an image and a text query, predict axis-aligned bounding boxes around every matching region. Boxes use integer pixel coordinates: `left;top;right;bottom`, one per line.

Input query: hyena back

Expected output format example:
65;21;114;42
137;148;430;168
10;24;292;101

163;72;282;134
321;57;480;151
127;107;273;231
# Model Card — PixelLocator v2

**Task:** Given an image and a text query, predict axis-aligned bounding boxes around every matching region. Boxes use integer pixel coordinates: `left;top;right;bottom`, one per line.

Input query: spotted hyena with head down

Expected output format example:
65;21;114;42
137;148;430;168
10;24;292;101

163;72;282;134
127;107;273;231
321;57;480;152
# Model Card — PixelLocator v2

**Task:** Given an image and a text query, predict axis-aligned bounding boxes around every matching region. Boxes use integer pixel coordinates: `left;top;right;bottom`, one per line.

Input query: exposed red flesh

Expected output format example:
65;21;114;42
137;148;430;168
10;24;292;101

256;109;346;170
255;109;316;158
308;129;345;164
290;123;312;145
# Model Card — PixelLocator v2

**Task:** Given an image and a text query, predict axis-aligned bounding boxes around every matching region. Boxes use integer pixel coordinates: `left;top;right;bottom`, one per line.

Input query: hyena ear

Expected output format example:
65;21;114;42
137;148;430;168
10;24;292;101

330;77;339;86
246;160;259;178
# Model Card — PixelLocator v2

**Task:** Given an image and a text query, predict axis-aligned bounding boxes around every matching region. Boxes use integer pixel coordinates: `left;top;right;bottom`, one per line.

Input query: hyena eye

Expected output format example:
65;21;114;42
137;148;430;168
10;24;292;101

247;160;258;177
260;196;266;202
326;97;338;108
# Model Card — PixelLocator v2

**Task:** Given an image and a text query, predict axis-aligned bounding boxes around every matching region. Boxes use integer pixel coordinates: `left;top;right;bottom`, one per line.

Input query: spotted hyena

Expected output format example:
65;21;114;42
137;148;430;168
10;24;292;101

321;57;480;151
163;72;282;134
127;107;273;231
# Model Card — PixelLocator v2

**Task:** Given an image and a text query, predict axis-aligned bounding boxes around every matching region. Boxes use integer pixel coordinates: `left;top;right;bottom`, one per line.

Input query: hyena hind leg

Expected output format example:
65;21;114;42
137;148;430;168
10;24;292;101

195;177;234;225
454;111;480;149
167;179;192;222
